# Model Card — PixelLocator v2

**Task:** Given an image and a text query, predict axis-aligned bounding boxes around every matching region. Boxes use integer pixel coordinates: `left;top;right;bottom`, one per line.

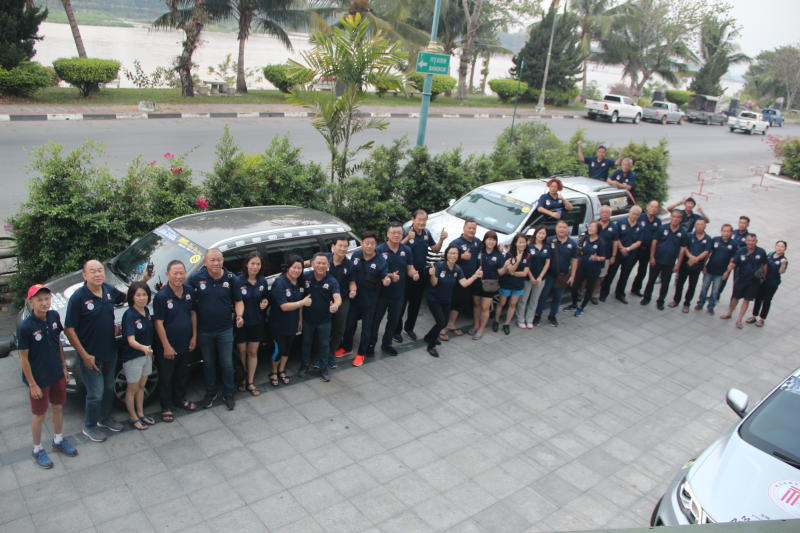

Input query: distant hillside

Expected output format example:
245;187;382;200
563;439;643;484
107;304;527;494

37;0;165;22
498;30;528;55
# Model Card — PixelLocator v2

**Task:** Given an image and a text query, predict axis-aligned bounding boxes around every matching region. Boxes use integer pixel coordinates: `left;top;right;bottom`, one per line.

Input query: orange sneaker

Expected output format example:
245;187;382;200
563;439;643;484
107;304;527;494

334;348;350;358
352;354;365;367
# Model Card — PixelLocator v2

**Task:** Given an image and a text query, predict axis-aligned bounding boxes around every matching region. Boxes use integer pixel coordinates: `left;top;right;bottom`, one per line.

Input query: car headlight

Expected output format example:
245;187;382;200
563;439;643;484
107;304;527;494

678;480;715;524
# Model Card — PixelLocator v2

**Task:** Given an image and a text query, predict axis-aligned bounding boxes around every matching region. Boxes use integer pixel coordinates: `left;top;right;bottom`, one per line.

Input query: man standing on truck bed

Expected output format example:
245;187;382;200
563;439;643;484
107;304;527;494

577;142;622;182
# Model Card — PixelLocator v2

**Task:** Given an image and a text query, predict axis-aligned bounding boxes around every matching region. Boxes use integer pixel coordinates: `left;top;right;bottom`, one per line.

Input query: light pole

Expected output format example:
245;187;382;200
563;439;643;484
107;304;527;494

536;0;561;114
416;0;443;147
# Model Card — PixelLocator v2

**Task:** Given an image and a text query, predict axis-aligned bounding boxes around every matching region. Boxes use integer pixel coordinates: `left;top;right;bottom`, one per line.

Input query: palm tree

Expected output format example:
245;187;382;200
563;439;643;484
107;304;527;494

572;0;614;95
313;0;430;47
60;0;87;57
228;0;311;93
688;16;749;96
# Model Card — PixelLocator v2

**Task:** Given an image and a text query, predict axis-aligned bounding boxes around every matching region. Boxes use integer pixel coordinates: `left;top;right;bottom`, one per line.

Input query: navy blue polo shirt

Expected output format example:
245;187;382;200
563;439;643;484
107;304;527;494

598;222;616;256
637;212;661;246
188;267;241;333
654;224;688;266
350;250;388;303
584;156;613;181
578;237;607;277
733;246;767;283
234;275;269;327
17;310;63;387
478;249;504;280
764;253;787;286
153;283;194;353
706;237;738;276
731;229;750;248
536;193;565;218
121;307;153;362
609;169;636;192
303;273;340;325
500;251;528;290
679;209;703;232
324;252;353;290
614;218;642;249
65;282;126;361
270;274;305;336
527;244;551;278
404;227;436;272
426;262;464;304
377;242;413;299
547;235;578;276
684;233;713;271
451;236;482;277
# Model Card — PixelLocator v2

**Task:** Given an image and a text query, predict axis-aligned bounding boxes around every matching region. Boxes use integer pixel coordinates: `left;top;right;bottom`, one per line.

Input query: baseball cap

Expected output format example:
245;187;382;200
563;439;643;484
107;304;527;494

27;284;51;299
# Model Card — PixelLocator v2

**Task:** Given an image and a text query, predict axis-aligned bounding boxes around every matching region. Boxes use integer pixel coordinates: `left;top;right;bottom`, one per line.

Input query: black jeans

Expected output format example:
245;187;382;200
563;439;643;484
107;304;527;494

644;263;675;304
395;276;427;335
424;299;450;348
601;253;637;298
752;283;779;319
631;246;652;293
156;349;191;411
371;294;404;348
672;265;702;306
342;296;379;354
572;271;599;308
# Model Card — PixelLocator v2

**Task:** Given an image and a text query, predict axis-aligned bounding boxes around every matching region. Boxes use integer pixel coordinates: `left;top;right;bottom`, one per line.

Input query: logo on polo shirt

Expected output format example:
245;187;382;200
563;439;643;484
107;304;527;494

621;224;627;230
382;252;389;259
323;283;329;289
740;255;746;261
241;287;248;295
52;322;58;330
222;281;229;288
86;300;94;310
409;238;415;244
566;244;573;249
728;245;733;250
305;280;311;288
545;199;551;206
714;242;719;248
258;285;264;291
136;320;143;330
677;232;683;237
285;288;291;297
34;330;42;341
400;251;406;257
353;258;360;265
200;282;207;290
167;299;174;309
299;288;304;293
462;244;467;251
756;254;761;259
370;263;377;269
663;230;669;236
492;256;497;262
440;271;446;278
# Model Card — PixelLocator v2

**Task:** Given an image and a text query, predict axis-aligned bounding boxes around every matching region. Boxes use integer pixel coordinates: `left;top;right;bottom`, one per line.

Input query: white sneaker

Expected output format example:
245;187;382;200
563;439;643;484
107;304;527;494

516;321;526;329
525;322;533;329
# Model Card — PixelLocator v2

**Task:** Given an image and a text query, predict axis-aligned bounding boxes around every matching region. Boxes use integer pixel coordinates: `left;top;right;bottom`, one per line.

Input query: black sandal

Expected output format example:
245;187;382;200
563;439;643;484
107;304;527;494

246;382;261;396
279;371;290;385
130;418;148;430
269;373;279;387
161;411;175;423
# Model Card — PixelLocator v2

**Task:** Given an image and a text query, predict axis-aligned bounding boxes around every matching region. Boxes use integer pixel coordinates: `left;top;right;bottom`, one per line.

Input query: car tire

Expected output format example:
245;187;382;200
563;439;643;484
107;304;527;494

660;115;668;125
633;113;641;124
114;360;159;409
650;496;664;527
610;111;618;123
678;117;684;125
748;126;754;135
762;127;767;135
729;127;735;132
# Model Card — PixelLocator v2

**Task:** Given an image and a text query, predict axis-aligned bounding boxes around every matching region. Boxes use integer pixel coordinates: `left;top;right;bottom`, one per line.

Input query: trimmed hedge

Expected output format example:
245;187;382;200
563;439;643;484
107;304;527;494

53;57;121;97
488;78;529;102
407;73;456;101
526;84;580;106
665;89;692;106
262;64;313;93
368;71;403;97
0;61;51;96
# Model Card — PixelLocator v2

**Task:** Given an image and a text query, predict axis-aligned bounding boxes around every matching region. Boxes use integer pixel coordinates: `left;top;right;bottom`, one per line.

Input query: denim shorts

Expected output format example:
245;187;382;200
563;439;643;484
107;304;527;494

498;288;525;297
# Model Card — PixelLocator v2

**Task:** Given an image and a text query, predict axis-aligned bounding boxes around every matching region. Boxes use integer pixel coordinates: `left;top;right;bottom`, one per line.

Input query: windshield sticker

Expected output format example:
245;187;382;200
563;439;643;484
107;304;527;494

769;480;800;517
153;224;179;242
189;254;201;264
501;195;528;208
521;206;531;213
176;236;203;256
607;197;628;209
779;376;800;395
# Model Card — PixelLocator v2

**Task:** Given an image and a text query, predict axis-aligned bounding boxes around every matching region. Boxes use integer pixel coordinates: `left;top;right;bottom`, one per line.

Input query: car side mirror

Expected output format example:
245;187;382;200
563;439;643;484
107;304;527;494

447;198;455;207
726;388;749;418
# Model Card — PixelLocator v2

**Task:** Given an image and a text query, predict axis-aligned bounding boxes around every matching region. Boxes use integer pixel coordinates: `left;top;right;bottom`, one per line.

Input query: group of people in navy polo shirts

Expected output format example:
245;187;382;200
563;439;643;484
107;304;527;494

16;146;788;469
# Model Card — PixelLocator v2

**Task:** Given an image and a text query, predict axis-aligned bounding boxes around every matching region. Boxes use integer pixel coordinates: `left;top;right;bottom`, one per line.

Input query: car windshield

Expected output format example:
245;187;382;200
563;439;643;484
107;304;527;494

653;102;668;109
111;225;206;283
447;188;532;234
739;375;800;468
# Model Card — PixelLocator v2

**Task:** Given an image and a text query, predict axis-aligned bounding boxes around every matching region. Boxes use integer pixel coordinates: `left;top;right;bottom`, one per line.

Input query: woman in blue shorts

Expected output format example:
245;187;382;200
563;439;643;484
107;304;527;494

494;233;530;334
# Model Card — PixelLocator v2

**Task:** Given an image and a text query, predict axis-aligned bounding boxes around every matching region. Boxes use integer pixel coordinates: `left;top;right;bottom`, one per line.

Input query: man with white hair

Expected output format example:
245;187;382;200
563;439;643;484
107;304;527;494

600;205;643;304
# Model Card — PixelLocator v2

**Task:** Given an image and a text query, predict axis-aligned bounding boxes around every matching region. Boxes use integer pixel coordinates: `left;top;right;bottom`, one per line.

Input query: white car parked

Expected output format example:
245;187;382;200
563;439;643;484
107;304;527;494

728;111;769;135
585;94;643;124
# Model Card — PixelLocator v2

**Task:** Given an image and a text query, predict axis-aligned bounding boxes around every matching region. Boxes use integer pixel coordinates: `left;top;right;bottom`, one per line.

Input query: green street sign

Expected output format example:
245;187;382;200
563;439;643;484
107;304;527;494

416;52;450;75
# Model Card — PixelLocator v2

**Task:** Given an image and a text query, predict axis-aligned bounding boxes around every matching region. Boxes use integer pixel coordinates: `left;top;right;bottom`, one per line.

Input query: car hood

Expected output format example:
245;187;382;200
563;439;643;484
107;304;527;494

688;428;800;522
39;266;129;326
425;210;516;250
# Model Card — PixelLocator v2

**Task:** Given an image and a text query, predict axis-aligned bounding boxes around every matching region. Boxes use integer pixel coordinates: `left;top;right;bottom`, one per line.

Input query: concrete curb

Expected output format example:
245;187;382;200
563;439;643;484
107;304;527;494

0;111;584;122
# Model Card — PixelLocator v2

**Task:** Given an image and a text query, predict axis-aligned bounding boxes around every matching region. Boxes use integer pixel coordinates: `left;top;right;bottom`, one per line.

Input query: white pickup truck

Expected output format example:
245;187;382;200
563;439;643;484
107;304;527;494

727;111;769;135
585;94;643;124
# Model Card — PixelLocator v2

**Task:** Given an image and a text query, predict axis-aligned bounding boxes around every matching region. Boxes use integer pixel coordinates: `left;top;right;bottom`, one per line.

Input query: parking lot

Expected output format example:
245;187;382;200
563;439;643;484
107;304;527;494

0;168;798;532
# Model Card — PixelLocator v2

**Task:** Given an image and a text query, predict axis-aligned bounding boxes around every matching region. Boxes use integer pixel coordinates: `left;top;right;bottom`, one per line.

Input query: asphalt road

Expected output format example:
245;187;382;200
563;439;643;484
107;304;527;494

0;116;795;221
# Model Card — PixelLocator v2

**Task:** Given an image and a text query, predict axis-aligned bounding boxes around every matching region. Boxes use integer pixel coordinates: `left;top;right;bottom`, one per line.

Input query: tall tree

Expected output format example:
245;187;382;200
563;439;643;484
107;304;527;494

572;0;614;95
228;0;309;93
0;0;47;70
457;0;484;100
154;1;226;97
318;0;430;46
60;0;87;57
744;45;800;109
688;16;748;96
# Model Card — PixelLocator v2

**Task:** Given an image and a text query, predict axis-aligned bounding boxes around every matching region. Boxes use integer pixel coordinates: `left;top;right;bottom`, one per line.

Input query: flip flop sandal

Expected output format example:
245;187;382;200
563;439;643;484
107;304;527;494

279;372;290;385
130;418;148;431
472;332;483;340
438;333;450;342
161;411;175;423
447;328;464;336
246;383;261;396
269;373;279;387
745;317;757;324
141;415;156;425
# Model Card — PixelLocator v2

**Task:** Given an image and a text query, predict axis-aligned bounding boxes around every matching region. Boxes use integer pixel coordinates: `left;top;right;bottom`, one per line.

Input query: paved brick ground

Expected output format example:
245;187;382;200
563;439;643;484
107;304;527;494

0;171;797;532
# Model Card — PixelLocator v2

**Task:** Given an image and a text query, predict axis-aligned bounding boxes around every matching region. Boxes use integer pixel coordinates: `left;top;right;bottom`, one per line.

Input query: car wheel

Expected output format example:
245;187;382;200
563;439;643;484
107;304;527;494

610;112;618;123
748;126;755;135
762;127;767;135
678;117;684;125
114;360;159;409
729;127;735;132
633;113;641;124
660;115;668;125
650;496;664;527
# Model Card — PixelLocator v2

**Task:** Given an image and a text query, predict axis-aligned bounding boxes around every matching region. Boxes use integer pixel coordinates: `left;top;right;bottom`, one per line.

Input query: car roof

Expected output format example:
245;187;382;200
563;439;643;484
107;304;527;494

479;176;625;204
167;206;352;249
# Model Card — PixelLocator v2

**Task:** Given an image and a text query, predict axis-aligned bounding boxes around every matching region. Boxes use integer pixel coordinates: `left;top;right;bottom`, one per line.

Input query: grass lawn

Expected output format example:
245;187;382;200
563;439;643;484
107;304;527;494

6;87;583;112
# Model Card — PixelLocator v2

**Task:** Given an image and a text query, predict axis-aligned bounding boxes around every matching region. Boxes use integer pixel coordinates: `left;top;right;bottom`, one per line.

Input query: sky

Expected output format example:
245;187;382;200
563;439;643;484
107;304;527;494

728;0;800;57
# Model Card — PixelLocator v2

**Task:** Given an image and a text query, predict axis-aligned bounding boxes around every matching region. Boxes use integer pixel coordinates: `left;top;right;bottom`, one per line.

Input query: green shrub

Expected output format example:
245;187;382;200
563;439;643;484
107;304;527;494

332;177;409;236
490;122;584;180
488;78;529;102
263;64;313;93
526;84;580;106
407;73;457;100
619;140;670;205
665;89;692;106
0;61;51;96
780;138;800;180
368;71;403;97
582;80;602;101
52;57;121;97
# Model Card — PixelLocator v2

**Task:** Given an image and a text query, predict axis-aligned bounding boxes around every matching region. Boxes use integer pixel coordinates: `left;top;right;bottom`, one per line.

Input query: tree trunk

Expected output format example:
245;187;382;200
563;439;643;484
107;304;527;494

479;54;490;94
458;0;483;101
236;10;252;94
60;0;87;58
581;58;588;95
468;53;478;94
171;0;207;98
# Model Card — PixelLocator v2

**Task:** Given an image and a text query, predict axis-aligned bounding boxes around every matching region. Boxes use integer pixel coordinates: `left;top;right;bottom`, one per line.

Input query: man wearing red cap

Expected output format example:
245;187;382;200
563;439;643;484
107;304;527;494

17;284;78;468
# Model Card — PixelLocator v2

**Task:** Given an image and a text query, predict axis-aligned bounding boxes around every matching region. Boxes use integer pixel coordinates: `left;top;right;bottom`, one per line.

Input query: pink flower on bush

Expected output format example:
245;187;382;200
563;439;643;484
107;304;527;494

170;167;183;174
196;195;209;211
164;152;175;159
147;160;156;165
